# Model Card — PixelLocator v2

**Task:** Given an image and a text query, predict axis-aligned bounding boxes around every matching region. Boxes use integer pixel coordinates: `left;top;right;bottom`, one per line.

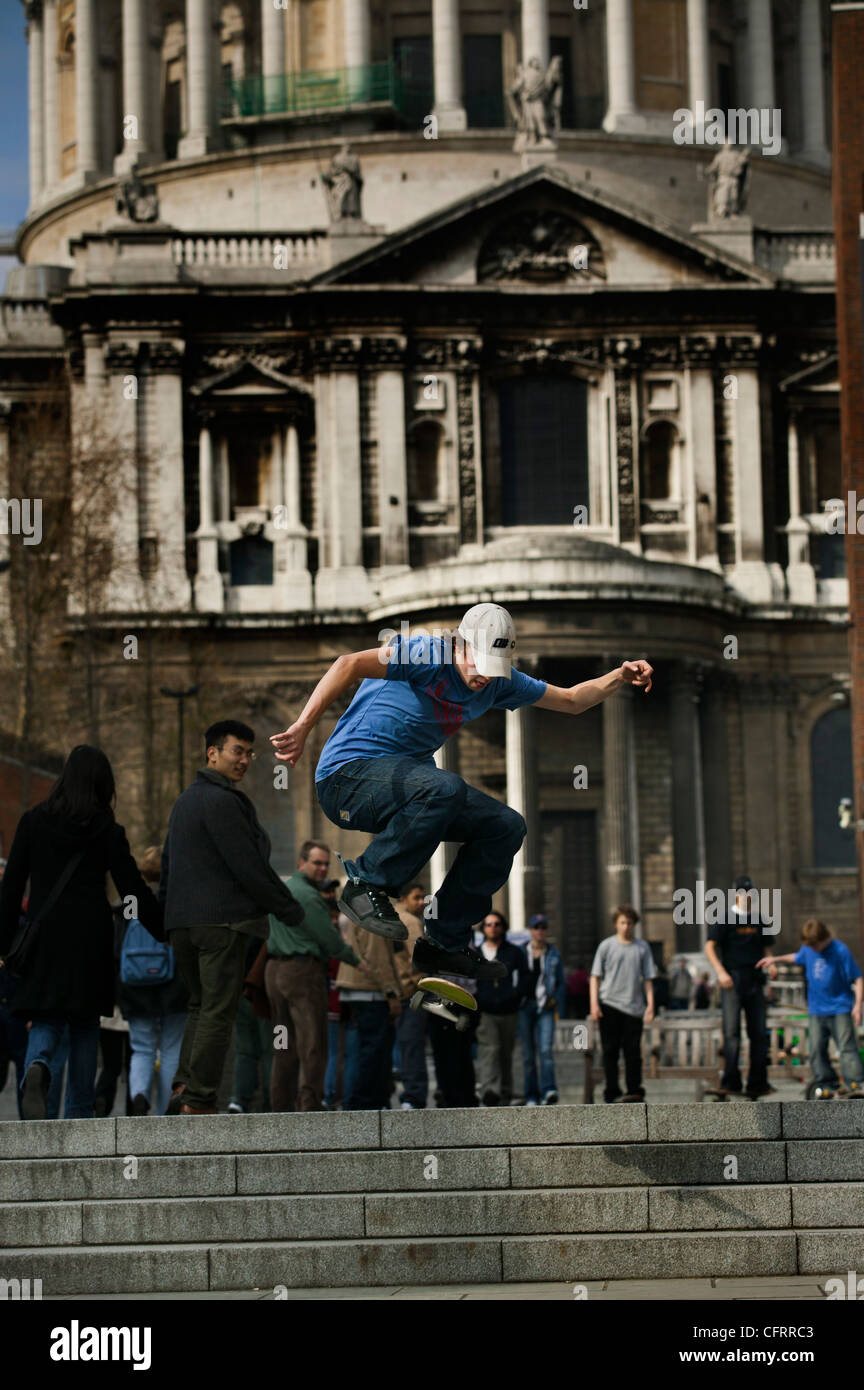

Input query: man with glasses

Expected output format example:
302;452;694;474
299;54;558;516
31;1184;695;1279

160;720;305;1115
475;911;529;1106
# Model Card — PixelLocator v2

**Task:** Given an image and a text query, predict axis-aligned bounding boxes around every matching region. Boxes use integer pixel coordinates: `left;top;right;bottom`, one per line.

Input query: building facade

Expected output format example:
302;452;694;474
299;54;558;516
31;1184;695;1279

0;0;855;967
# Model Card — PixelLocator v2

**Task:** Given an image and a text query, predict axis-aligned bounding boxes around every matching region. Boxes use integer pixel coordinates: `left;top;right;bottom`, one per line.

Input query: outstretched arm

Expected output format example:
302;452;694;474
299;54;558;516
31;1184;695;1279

270;646;394;766
535;660;653;715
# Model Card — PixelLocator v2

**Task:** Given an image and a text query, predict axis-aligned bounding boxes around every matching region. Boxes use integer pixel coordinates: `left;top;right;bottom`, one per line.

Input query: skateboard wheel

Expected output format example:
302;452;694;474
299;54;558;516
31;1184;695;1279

409;992;424;1012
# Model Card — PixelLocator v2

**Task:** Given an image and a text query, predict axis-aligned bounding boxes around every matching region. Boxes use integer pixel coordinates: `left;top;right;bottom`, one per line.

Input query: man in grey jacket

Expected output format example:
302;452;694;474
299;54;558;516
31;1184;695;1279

160;720;304;1114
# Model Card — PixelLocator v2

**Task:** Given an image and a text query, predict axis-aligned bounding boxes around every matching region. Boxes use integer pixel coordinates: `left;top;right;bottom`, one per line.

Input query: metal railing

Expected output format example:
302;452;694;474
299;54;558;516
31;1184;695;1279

223;62;414;120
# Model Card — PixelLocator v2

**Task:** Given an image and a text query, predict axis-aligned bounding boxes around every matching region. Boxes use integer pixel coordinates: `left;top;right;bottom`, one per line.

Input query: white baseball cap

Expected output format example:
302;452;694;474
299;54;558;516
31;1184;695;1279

457;603;517;679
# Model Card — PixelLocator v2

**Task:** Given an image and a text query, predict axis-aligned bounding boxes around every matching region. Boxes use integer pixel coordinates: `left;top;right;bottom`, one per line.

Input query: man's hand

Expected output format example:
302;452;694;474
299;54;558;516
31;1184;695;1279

590;1003;603;1022
644;1005;655;1025
357;959;372;975
853;1002;862;1029
270;722;307;766
717;970;734;991
619;659;653;693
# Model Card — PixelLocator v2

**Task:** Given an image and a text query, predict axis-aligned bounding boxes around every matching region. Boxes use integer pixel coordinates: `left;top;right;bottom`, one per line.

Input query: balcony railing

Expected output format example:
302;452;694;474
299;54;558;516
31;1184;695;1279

223;62;420;121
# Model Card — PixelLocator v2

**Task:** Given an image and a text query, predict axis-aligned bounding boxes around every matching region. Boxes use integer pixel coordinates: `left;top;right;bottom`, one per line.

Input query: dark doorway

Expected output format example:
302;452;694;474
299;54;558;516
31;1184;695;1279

541;810;598;967
393;36;433;125
498;376;589;525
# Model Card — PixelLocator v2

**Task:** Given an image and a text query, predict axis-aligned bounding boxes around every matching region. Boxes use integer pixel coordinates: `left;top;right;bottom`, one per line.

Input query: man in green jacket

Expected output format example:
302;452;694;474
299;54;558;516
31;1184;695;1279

265;839;367;1111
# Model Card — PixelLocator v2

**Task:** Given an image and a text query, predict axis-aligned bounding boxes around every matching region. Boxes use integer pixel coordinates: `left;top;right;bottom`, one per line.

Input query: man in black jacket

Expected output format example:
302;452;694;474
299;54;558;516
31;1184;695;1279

474;911;530;1106
160;720;304;1115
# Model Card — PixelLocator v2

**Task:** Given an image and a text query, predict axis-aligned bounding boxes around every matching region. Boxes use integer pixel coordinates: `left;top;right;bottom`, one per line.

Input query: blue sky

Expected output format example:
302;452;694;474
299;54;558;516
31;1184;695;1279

0;3;29;229
0;3;30;283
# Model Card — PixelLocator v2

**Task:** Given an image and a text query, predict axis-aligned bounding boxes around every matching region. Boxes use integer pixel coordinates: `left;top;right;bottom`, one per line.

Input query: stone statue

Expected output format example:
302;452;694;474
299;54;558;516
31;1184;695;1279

705;141;750;219
114;159;160;223
321;143;363;222
508;56;562;152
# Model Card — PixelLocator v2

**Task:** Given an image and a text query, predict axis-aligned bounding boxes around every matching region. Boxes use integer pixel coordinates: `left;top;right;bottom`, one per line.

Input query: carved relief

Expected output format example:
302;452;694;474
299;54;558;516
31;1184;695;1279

478;212;605;285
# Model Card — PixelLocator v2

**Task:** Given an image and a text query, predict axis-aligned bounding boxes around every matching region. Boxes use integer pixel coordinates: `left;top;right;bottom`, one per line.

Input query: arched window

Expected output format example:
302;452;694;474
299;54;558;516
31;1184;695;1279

640;419;676;501
811;706;856;867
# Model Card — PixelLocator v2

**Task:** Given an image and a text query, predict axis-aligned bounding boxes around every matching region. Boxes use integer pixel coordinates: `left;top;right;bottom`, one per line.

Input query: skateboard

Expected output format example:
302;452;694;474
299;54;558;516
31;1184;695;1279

702;1088;767;1102
805;1080;864;1100
409;976;477;1032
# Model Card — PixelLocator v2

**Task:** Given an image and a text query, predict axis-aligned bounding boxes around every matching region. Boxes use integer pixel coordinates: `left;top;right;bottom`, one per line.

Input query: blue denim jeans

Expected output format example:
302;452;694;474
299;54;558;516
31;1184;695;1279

23;1017;100;1119
128;1012;188;1115
396;1000;428;1107
342;1000;394;1110
324;1016;359;1108
519;1004;557;1101
46;1028;70;1119
317;756;526;951
809;1013;864;1087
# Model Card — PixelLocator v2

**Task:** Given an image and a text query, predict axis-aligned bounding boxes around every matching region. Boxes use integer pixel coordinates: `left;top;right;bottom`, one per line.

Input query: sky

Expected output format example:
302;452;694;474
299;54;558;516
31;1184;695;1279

0;2;30;284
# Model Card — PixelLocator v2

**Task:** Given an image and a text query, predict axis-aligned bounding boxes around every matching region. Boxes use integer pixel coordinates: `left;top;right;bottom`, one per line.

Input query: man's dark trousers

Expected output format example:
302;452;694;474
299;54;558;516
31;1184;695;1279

343;1001;394;1110
171;923;254;1110
265;956;328;1111
720;967;768;1092
598;1003;644;1102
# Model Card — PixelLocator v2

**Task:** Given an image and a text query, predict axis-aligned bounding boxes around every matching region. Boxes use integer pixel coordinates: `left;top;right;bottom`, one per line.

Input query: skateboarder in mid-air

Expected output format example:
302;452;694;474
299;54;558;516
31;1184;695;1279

271;604;653;984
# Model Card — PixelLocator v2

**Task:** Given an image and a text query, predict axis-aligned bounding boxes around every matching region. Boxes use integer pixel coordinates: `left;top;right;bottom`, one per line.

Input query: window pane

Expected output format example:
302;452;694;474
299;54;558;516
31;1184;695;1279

498;377;589;525
230;535;274;586
393;36;433;125
462;34;504;128
811;707;856;867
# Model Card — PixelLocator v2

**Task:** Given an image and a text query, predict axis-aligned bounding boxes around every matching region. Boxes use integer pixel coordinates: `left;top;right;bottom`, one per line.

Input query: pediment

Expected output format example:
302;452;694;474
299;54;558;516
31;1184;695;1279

192;353;314;398
312;164;773;291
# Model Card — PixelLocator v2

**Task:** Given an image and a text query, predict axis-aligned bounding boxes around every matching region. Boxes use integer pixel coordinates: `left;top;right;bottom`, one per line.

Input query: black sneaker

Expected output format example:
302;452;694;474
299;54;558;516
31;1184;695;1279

21;1060;50;1121
338;876;408;940
412;936;508;981
130;1093;150;1116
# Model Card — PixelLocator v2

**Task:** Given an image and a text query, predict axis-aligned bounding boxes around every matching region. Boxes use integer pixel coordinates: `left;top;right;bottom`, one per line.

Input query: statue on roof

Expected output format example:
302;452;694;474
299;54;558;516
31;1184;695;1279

508;56;562;152
114;158;160;223
322;143;364;222
706;141;750;219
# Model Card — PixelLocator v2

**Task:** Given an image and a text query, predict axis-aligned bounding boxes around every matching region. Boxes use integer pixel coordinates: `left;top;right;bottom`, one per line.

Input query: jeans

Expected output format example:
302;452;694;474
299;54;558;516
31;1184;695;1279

808;1013;864;1087
230;993;273;1112
519;1005;557;1101
396;1001;428;1107
317;756;526;951
343;1000;394;1110
22;1017;100;1119
720;969;768;1092
46;1028;70;1119
428;1011;477;1106
172;923;251;1110
598;1003;644;1102
128;1012;187;1115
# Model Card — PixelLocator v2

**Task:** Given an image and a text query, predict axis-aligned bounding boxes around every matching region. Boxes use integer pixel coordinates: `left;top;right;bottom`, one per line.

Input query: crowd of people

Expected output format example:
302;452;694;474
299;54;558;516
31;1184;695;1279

0;728;861;1118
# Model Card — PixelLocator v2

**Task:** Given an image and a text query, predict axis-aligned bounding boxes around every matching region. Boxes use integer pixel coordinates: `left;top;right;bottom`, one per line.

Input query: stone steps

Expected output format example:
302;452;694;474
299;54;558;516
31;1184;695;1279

1;1103;861;1293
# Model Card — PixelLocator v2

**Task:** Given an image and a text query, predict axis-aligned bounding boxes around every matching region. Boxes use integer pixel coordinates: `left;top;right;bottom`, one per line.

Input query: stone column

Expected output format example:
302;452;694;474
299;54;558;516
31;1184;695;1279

149;11;165;163
272;421;313;608
799;0;828;165
144;345;193;610
43;0;60;192
602;0;645;133
431;741;456;893
343;0;371;70
728;364;773;602
747;0;775;110
27;3;45;206
179;0;216;158
521;0;549;71
116;0;152;170
194;423;224;611
668;664;707;952
602;678;640;919
262;0;286;75
75;0;100;179
313;367;369;607
785;412;817;603
686;0;710;112
687;366;719;568
700;673;732;894
505;700;542;937
100;41;118;172
432;0;467;132
376;371;409;568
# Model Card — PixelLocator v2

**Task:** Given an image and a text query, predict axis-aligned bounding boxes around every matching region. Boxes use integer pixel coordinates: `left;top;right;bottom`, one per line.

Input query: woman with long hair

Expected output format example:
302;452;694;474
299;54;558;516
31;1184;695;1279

0;745;163;1119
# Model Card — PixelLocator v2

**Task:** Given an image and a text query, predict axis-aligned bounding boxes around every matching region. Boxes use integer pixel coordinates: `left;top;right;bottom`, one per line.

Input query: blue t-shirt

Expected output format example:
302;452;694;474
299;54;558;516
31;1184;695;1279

315;633;548;782
794;939;862;1015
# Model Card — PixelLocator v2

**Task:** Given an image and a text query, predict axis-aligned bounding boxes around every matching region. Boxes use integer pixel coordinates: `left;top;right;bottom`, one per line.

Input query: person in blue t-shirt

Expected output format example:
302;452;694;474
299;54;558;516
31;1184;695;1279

271;602;653;983
759;919;864;1094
